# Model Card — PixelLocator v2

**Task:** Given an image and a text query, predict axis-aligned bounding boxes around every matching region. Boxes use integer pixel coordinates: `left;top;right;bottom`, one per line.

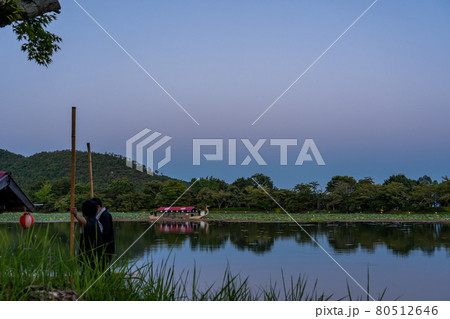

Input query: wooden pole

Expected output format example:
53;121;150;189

87;142;94;198
70;107;76;257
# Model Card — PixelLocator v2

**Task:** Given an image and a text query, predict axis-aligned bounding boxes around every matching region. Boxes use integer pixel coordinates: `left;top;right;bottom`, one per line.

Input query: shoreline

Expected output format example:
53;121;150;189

1;216;449;224
116;218;450;224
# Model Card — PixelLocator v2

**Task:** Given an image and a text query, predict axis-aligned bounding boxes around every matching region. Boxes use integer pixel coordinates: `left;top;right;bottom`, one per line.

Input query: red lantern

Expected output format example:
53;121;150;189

19;212;34;229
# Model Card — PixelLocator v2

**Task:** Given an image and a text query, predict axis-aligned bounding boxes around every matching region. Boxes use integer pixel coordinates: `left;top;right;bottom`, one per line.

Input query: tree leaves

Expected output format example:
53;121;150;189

0;0;23;28
12;13;61;67
1;0;62;66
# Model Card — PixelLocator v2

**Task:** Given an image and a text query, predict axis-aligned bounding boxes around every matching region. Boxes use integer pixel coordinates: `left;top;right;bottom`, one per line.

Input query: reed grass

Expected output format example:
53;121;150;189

0;226;386;301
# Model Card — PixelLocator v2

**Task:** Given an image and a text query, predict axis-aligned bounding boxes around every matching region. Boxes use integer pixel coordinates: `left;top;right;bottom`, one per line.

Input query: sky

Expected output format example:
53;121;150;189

1;0;450;188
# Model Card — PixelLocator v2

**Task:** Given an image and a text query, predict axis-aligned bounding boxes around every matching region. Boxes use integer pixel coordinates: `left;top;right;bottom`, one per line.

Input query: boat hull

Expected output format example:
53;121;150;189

149;212;209;220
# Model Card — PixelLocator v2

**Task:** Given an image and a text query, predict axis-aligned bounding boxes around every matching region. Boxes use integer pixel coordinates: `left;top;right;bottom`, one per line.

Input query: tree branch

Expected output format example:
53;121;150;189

17;0;61;19
0;0;60;27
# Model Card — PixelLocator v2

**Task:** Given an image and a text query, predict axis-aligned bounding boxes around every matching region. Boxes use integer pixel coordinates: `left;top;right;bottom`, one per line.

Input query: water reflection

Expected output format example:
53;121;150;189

156;221;209;235
1;221;449;257
1;221;448;300
114;221;450;258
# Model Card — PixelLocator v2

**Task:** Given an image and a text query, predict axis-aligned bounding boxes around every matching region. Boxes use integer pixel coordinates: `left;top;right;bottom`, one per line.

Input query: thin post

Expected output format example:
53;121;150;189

87;142;94;198
70;107;76;256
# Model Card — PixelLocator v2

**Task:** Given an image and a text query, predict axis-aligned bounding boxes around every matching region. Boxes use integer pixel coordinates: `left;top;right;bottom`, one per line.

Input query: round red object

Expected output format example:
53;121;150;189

19;212;35;229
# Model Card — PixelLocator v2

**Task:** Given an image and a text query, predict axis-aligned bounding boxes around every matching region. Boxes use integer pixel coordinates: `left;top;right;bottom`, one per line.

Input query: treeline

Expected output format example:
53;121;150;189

0;149;170;191
29;173;450;213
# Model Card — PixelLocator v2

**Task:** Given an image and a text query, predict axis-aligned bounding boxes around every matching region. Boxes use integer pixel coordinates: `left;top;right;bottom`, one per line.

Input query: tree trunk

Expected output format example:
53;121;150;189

18;0;61;19
0;0;61;27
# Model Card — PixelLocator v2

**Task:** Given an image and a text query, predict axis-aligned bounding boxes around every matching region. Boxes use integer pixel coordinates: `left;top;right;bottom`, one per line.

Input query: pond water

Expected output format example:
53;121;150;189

1;221;449;300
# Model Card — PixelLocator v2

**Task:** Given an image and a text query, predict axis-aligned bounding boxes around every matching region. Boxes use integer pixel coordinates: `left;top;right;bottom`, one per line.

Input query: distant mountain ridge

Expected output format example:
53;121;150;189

0;149;171;191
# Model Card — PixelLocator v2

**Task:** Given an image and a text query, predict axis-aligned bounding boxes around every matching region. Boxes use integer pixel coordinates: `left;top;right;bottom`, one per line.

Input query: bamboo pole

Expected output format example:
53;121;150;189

87;142;94;198
70;107;76;257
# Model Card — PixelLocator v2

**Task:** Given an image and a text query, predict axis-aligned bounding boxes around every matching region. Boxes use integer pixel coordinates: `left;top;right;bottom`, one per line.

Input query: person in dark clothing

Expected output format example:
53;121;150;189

71;200;103;269
91;197;115;264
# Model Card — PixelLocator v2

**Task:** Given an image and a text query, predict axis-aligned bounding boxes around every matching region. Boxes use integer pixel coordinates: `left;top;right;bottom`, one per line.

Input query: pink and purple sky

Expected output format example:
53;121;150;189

1;0;449;188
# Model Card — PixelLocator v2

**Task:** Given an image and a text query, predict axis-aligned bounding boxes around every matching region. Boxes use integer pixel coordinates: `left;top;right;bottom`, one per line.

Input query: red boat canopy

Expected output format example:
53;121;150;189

157;206;195;212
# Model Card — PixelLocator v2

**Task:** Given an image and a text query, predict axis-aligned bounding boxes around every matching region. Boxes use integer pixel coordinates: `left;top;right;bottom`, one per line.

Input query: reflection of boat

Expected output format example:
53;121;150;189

149;206;209;220
0;172;34;213
156;221;210;234
157;221;194;234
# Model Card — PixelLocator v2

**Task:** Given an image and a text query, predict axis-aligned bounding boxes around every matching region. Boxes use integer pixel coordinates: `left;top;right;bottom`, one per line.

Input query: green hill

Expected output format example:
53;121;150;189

0;149;172;192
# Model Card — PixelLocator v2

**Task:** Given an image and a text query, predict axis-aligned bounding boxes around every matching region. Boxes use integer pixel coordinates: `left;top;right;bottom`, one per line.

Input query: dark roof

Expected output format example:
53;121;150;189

0;172;34;212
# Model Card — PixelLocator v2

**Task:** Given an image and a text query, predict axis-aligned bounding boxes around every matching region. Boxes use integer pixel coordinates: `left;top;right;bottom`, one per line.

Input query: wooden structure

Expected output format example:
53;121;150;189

69;106;76;256
87;142;94;198
0;171;34;213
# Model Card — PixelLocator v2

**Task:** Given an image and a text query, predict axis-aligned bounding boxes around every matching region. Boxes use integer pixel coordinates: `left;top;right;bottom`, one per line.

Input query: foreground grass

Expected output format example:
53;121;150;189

0;227;385;301
0;212;150;222
1;211;448;223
